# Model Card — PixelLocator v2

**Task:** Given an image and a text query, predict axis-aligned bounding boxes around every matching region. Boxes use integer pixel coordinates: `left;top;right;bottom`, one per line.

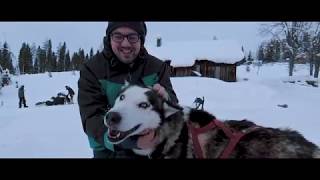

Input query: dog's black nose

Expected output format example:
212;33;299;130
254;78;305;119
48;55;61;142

105;112;121;127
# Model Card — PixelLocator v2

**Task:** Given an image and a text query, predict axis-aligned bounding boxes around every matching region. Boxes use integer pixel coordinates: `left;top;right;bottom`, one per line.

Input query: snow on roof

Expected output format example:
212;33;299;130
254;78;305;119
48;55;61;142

145;40;245;66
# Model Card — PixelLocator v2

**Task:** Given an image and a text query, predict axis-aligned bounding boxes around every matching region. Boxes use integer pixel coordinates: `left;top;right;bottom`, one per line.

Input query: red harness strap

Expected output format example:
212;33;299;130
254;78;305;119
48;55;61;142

187;121;217;158
187;119;260;159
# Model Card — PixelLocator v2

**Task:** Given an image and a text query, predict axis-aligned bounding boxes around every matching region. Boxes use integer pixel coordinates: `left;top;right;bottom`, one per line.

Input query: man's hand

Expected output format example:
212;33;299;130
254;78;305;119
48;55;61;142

152;84;169;100
137;129;159;150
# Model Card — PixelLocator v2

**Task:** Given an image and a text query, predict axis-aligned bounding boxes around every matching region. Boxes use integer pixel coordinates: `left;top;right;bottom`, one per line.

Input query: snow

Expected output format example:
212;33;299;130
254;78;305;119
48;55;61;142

0;72;92;158
0;63;319;158
192;71;202;77
145;40;245;66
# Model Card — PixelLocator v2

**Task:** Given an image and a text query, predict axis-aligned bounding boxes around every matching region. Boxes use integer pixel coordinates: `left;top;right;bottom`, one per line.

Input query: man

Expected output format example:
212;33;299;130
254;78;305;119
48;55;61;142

65;86;75;103
18;85;28;108
78;22;179;158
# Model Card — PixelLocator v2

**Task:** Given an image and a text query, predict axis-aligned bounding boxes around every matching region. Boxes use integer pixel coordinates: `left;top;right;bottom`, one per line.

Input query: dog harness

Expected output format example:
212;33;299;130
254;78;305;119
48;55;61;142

187;119;261;158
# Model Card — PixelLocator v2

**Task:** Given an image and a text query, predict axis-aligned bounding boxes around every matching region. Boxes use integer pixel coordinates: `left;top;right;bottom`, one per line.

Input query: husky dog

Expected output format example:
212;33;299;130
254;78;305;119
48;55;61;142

104;85;320;158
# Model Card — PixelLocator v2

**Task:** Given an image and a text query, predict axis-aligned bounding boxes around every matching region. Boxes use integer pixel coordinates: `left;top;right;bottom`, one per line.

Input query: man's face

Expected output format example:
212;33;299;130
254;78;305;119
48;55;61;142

110;27;142;64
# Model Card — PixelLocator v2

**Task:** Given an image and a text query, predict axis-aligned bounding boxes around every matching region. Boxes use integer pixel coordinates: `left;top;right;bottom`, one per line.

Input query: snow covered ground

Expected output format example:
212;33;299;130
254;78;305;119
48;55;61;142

0;63;319;158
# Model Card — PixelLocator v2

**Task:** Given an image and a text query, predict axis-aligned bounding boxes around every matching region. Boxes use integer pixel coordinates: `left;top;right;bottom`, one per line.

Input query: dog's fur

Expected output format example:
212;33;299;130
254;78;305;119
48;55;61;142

104;85;320;158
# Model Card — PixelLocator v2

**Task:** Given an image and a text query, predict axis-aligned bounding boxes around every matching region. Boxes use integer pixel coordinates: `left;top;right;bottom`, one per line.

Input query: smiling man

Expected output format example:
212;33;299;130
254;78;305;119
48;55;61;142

78;22;179;158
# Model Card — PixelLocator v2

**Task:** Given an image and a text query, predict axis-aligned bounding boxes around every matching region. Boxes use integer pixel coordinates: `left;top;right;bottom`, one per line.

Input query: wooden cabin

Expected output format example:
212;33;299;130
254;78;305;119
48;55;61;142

165;59;240;82
148;40;245;82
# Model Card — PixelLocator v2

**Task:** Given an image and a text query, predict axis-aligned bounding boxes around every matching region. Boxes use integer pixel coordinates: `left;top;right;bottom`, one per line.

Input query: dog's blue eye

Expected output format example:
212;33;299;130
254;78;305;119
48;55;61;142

138;102;149;109
120;95;125;101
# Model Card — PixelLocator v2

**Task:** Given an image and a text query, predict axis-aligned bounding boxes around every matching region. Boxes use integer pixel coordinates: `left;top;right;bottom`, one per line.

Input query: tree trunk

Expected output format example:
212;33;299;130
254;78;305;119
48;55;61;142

310;55;314;76
314;58;320;78
289;57;294;76
289;49;298;76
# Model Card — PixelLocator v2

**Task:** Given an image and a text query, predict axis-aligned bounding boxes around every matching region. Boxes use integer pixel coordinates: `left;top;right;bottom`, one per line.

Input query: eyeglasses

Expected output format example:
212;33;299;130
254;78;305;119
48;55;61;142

110;33;140;43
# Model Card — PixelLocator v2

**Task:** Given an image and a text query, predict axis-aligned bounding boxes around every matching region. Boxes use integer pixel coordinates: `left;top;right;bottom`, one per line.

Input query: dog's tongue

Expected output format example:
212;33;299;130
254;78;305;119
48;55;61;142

109;129;120;138
107;124;143;143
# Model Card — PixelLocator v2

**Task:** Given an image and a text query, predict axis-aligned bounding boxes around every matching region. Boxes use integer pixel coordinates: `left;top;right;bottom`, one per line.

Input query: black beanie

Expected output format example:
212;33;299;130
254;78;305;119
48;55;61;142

106;22;147;44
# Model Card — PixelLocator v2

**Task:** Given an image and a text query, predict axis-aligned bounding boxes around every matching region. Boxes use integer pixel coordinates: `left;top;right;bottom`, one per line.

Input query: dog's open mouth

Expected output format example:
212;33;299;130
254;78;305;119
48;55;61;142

107;124;142;143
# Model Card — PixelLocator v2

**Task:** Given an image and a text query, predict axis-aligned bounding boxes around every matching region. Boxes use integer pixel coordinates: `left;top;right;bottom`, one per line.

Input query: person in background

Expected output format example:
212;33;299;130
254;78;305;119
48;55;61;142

18;85;28;108
65;85;75;103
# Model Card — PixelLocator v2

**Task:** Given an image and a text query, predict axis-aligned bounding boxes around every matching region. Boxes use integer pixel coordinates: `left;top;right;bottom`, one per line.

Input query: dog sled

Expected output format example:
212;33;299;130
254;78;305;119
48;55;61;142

35;93;72;107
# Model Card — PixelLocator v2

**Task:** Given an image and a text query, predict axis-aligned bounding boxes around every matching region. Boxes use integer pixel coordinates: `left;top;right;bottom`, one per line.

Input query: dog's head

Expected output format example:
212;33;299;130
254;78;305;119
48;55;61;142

104;85;181;147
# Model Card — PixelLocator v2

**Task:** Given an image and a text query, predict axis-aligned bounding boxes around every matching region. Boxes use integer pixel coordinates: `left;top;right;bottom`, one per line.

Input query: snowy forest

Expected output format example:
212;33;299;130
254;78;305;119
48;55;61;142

0;39;97;76
257;22;320;78
1;22;320;78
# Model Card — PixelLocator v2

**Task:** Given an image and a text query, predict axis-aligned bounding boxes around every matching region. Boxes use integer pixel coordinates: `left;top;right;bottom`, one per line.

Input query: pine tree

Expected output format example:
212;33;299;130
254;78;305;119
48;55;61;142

18;43;33;74
52;52;57;72
71;52;79;71
57;42;66;72
28;44;34;73
89;48;94;61
1;42;15;74
36;46;47;73
18;43;26;74
264;43;275;63
85;53;89;63
77;48;85;70
30;43;37;72
34;57;39;74
257;44;264;61
25;44;33;74
65;51;71;71
43;39;53;72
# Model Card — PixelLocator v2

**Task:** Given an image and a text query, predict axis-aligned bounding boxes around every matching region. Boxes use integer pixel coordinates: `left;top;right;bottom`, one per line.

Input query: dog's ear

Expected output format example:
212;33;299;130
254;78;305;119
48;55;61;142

163;101;182;118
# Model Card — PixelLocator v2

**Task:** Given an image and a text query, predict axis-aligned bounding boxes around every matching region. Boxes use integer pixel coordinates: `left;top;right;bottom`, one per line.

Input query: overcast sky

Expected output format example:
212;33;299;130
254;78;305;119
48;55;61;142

0;22;272;63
